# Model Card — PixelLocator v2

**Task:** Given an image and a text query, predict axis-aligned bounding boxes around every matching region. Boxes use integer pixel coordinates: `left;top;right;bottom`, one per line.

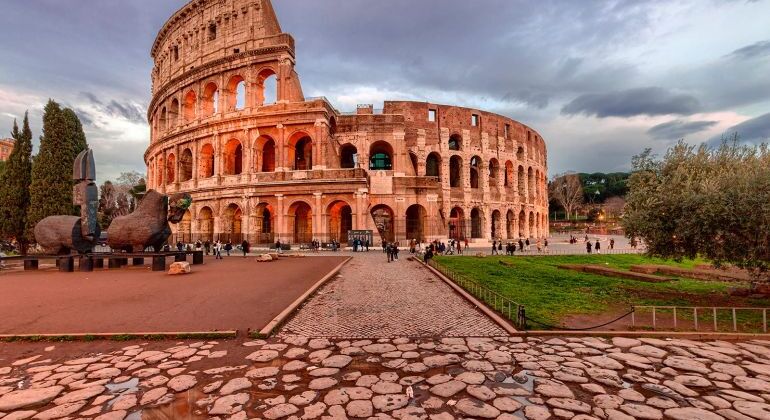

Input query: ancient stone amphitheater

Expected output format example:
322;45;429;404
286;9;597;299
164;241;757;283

145;0;548;246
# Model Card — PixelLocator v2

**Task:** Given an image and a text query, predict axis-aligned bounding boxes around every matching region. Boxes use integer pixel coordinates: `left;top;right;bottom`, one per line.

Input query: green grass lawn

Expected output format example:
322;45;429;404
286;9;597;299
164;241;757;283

433;254;766;329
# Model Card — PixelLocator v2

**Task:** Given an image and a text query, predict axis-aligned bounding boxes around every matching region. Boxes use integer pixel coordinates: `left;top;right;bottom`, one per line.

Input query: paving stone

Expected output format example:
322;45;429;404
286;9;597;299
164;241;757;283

32;400;87;419
0;386;64;411
372;394;409;412
167;375;197;392
263;403;299;419
454;398;501;418
664;407;727;420
220;378;252;395
429;380;466;397
620;403;663;419
246;350;279;362
346;400;373;418
309;377;338;390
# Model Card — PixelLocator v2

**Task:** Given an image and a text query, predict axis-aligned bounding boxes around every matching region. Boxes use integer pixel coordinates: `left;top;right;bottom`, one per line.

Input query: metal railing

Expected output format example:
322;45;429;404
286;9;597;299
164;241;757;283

632;305;770;333
426;259;525;329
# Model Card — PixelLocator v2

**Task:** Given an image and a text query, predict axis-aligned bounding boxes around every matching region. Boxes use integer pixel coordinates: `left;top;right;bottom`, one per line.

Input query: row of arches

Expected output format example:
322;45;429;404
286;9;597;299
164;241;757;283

447;133;545;165
175;199;547;245
154;69;278;135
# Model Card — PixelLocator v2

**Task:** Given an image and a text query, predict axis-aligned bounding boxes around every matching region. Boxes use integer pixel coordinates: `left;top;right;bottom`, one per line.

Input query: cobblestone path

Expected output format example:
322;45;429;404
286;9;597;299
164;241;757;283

280;252;508;338
2;336;770;419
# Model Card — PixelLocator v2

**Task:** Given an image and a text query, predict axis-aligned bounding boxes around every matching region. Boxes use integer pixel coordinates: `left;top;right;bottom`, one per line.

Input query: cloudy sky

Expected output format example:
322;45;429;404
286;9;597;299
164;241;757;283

1;0;769;181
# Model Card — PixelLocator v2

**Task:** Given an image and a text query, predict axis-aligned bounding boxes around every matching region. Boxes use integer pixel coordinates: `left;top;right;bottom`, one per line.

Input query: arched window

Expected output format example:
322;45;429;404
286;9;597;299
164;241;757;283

257;69;278;106
406;204;427;242
180;148;193;182
159;107;167;132
224;139;243;175
369;141;393;171
450;155;462;187
183;90;197;122
293;136;312;170
166;153;176;184
202;82;219;117
409;152;418;175
449;134;462;151
200;144;215;178
471;208;483;238
488;158;499;186
168;99;179;129
260;138;276;172
518;166;526;199
470;156;481;189
504;161;514;187
340;144;358;169
517;146;525;161
426;152;441;178
226;75;246;111
198;207;214;241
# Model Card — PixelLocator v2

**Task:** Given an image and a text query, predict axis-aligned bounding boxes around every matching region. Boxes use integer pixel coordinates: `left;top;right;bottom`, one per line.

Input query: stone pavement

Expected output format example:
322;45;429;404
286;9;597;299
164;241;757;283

279;252;507;338
2;336;770;419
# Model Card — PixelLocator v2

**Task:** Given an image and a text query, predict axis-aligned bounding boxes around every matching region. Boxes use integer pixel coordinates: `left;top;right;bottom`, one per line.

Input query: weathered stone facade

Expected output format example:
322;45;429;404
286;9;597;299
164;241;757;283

0;138;13;162
145;0;548;245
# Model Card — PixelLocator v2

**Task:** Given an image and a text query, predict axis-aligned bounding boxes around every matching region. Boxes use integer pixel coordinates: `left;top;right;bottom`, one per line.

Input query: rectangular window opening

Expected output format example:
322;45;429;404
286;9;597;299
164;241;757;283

428;109;437;122
471;114;479;126
208;24;217;41
505;124;510;139
173;46;179;61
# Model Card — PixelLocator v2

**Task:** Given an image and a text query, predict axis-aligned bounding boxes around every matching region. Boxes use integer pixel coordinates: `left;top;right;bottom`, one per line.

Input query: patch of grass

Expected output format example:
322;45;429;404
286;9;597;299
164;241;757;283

433;254;755;328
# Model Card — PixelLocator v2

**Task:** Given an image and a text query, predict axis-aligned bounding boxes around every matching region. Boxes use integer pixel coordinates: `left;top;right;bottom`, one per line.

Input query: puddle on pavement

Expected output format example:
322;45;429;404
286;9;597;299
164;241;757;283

106;378;139;394
127;389;207;420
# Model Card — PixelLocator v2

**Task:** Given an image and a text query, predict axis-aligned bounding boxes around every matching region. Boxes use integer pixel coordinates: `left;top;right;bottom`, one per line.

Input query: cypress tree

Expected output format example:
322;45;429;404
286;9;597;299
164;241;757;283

26;100;75;241
0;113;33;253
62;108;88;160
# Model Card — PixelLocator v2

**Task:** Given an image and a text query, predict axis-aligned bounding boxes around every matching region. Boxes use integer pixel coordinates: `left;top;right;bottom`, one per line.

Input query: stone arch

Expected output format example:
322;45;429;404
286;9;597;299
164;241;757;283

517;146;525;161
327;200;353;243
369;141;394;171
370;204;395;243
518;165;526;200
470;207;483;239
199;143;215;178
222;203;243;243
183;90;197;122
288;132;313;170
426;152;441;178
528;167;535;201
179;210;192;243
469;156;481;189
166;153;176;184
504;161;514;187
169;98;179;129
223;139;243;175
254;202;275;244
506;209;515;239
450;155;463;187
449;133;462;151
202;82;219;117
405;204;427;242
180;148;193;182
340;143;357;169
519;210;526;238
529;211;535;238
449;207;466;241
491;209;502;240
288;201;313;244
159;106;167;132
198;206;214;241
156;155;164;186
488;158;499;186
257;68;278;106
226;75;247;111
255;135;276;173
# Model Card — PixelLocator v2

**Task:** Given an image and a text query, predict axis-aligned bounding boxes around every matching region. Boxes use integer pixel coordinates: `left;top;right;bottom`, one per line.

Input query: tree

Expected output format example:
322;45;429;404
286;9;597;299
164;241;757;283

623;136;770;287
549;173;584;220
26;100;89;241
97;181;118;229
0;113;33;253
115;171;146;212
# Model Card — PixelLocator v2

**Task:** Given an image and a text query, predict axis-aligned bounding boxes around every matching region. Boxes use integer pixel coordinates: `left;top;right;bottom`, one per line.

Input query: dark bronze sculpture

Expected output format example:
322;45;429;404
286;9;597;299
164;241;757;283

107;190;191;252
34;149;192;255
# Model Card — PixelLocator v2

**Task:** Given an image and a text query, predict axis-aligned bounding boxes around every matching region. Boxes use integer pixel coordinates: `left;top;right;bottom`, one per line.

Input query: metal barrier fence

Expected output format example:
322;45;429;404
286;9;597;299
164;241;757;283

633;305;770;333
426;259;525;329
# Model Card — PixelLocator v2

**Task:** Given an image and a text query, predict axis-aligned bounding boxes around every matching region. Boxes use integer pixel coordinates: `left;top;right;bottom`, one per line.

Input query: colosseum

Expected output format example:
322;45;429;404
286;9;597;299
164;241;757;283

145;0;549;247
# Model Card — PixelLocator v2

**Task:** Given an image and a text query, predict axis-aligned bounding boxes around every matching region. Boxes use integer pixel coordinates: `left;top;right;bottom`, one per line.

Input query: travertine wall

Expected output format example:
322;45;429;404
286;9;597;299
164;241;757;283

145;0;549;245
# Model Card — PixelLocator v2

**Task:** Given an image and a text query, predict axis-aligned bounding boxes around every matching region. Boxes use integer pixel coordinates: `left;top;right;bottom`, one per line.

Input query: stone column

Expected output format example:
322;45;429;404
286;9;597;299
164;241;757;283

276;124;286;171
313;120;327;170
275;194;285;243
313;192;323;241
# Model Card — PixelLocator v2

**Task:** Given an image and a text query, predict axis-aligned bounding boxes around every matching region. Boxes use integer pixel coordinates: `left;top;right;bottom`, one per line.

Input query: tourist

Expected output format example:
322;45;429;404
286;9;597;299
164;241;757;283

365;239;370;252
464;238;469;250
536;240;542;253
525;238;531;252
382;240;387;253
225;241;233;256
610;238;615;250
393;243;400;261
423;246;434;263
163;243;171;252
195;240;202;252
204;240;211;255
544;239;549;253
241;240;249;257
492;241;498;256
518;239;524;252
586;241;592;254
214;241;223;259
595;239;601;254
176;241;184;252
275;239;282;255
386;243;393;263
457;240;462;255
498;241;502;254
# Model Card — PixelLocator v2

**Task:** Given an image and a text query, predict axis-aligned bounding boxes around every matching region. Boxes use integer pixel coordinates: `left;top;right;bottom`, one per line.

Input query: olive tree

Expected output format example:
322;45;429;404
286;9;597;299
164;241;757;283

623;136;770;287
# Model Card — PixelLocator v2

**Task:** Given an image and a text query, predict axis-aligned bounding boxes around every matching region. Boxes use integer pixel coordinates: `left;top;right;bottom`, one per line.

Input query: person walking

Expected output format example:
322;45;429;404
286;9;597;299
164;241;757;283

365;239;370;252
544;239;549;253
518;238;524;252
610;238;615;250
241;240;249;257
214;241;223;259
423;246;434;263
386;243;393;262
393;243;399;261
225;241;233;256
204;240;211;255
275;239;282;255
525;238;531;252
536;239;542;253
595;239;601;254
497;241;502;254
195;240;202;252
491;240;497;256
586;241;592;254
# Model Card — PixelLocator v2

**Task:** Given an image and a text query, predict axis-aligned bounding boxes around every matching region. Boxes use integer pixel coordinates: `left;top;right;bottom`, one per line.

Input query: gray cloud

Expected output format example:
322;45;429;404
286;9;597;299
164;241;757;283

105;100;146;124
561;87;701;118
710;112;770;145
647;120;718;140
726;39;770;60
